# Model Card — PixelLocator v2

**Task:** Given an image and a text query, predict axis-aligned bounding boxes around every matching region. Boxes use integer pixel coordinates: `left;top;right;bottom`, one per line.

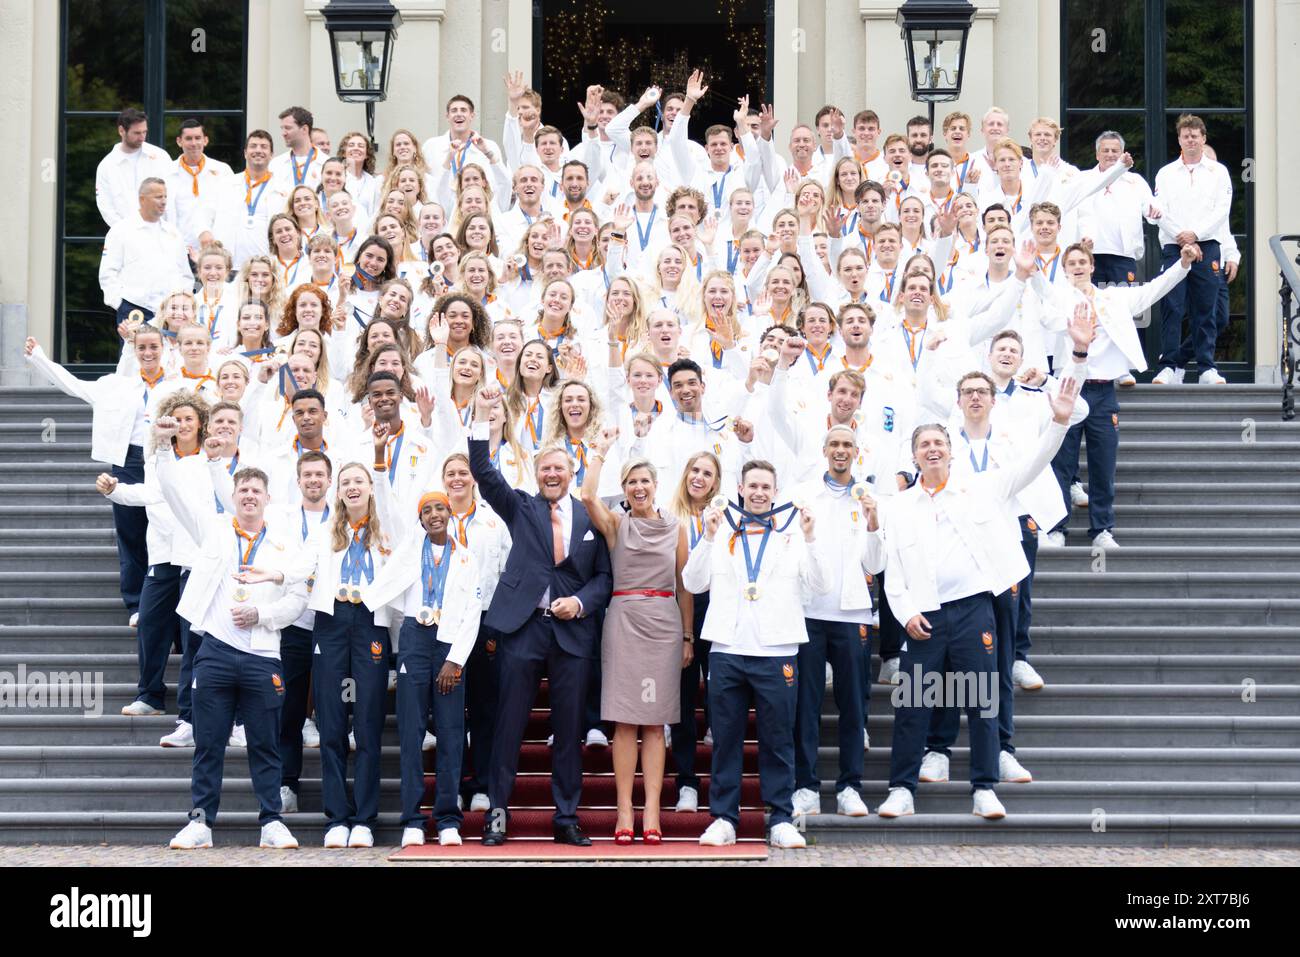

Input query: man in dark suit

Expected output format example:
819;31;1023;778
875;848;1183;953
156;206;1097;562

468;387;613;846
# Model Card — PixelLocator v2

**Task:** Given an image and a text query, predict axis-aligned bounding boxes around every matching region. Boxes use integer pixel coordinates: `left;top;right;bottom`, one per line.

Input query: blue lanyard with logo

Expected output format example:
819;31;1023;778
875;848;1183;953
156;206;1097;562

726;240;740;274
339;529;375;587
634;207;658;251
739;519;773;590
710;170;730;211
421;537;452;610
961;429;990;472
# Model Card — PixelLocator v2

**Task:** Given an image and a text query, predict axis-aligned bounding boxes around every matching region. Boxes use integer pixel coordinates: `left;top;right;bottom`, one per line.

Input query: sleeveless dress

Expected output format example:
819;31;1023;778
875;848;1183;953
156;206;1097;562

600;513;682;725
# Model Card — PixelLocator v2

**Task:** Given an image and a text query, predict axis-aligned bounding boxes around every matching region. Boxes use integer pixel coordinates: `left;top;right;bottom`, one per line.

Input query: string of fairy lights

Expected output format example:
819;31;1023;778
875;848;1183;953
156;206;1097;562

541;0;767;120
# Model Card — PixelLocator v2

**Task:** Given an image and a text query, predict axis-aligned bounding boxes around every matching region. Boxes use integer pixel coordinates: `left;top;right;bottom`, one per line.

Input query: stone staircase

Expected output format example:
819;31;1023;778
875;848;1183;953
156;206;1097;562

0;385;1297;847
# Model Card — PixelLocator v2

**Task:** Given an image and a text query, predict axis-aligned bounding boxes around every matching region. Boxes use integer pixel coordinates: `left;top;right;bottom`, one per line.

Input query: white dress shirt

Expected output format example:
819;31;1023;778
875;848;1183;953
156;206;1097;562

98;214;193;311
95;142;173;229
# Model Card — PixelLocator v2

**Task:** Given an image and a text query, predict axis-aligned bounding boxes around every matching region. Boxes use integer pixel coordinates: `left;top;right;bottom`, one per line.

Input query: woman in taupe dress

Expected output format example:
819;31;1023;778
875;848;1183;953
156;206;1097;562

582;429;692;844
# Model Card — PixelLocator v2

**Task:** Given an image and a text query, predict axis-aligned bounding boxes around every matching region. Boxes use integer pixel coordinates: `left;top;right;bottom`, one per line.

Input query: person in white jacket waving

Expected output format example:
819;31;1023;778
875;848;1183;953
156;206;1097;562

154;426;308;851
682;459;827;850
876;376;1079;822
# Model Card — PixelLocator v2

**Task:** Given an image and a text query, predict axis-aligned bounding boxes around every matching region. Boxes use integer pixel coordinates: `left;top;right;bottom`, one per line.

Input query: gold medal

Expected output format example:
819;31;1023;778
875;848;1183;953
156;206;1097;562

709;494;728;512
233;585;249;603
306;576;315;594
342;262;356;279
744;582;760;602
349;585;364;604
851;483;868;501
433;608;442;625
416;606;435;627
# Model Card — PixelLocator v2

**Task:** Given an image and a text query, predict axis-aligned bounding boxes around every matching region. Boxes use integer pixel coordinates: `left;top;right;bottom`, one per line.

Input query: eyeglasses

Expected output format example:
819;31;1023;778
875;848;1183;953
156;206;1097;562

960;387;993;397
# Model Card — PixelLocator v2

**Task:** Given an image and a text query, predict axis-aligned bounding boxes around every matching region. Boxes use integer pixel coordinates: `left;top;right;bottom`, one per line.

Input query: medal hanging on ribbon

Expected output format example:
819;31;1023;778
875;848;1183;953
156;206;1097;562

416;537;452;626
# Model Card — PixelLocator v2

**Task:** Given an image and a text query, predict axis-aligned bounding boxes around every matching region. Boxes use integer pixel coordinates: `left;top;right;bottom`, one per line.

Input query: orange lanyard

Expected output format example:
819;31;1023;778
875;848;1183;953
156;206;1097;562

180;156;205;196
842;353;873;372
452;502;476;546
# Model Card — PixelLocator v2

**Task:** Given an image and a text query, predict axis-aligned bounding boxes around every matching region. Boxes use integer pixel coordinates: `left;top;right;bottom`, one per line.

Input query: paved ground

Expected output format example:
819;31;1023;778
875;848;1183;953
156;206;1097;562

5;844;1298;866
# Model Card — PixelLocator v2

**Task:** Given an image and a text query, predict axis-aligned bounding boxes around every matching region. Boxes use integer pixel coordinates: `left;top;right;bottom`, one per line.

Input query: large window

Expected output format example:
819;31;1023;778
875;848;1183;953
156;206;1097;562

1061;0;1253;376
57;0;248;368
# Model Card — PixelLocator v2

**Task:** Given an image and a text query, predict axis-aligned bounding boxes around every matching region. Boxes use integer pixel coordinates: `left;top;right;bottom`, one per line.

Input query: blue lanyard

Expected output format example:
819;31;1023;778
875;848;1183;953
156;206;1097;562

726;240;740;273
387;430;404;485
961;429;990;472
710;170;730;211
879;268;897;303
214;451;240;514
804;345;830;374
203;304;222;338
823;472;852;494
565;436;586;485
339;531;375;586
450;141;471;175
291;148;317;186
1002;381;1017;397
352;306;370;331
245;179;270;217
901;323;926;370
939;261;958;295
301;503;329;541
688;513;704;549
421;537;452;610
235;525;266;565
692;255;703;281
634;207;658;251
739;521;772;587
676;410;728;433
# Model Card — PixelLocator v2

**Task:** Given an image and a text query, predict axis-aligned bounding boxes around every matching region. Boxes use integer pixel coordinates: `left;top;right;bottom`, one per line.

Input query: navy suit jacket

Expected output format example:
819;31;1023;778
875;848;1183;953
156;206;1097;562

468;437;612;659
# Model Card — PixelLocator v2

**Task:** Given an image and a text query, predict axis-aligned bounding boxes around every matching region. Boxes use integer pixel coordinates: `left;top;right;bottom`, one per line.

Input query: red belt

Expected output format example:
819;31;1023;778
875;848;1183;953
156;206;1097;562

612;589;674;598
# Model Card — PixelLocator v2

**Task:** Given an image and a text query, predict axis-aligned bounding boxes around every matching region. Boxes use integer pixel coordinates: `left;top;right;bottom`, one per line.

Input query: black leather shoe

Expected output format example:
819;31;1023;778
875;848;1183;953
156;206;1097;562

481;827;507;846
553;823;592;847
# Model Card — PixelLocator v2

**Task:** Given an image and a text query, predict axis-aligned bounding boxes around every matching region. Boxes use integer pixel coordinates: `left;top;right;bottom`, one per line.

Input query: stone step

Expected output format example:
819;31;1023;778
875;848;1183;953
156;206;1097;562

0;423;92;442
0;573;121;600
1083;461;1300;483
1026;625;1300;655
1034;546;1300;573
0;528;116;547
0;507;114;531
1108;483;1298;505
1030;571;1300;600
1049;527;1300;547
1116;422;1300;442
1031;597;1300;627
0;599;129;627
1115;401;1286;422
1069;440;1300;464
866;683;1299;716
0;484;110;507
1066;504;1300;529
0;625;138;653
0;546;119;572
0;443;101;463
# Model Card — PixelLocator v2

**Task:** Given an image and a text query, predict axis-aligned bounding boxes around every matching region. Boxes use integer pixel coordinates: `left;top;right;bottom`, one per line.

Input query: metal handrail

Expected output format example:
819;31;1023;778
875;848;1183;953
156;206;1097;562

1268;234;1300;421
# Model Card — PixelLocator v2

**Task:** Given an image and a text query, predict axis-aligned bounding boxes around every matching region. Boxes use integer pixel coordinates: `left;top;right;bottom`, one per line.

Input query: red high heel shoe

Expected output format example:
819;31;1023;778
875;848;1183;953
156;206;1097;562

642;828;662;844
614;828;634;845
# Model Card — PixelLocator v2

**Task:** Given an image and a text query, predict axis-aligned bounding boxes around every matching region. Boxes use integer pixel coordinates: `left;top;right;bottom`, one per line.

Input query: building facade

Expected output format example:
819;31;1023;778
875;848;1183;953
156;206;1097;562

0;0;1293;379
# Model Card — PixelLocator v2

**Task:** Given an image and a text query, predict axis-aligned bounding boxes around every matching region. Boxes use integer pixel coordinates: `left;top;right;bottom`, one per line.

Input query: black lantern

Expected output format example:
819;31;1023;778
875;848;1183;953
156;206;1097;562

896;0;977;115
322;0;402;142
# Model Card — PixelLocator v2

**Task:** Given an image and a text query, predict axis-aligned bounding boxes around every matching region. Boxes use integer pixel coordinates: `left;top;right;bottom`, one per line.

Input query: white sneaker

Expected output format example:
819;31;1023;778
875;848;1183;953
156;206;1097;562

876;787;914;818
228;724;246;748
347;824;374;848
279;785;299;814
348;730;357;752
972;788;1007;819
675;785;699;813
1116;373;1137;387
259;820;298;849
698;817;736;846
1069;482;1089;508
546;733;554;748
128;612;139;628
302;717;320;748
1198;368;1227;384
323;824;350;848
825;662;834;686
663;723;672;748
1152;366;1184;384
836;787;870;817
1092;530;1120;549
769;821;807;848
438;827;463;846
159;720;194;748
999;751;1033;783
919;751;949;783
1012;659;1045;691
1042;531;1066;548
791;787;821;816
121;700;162;716
387;669;397;691
401;826;425;848
168;819;212;849
585;727;609;748
703;727;713;747
878;657;901;685
470;792;491;813
422;730;436;752
863;728;871;750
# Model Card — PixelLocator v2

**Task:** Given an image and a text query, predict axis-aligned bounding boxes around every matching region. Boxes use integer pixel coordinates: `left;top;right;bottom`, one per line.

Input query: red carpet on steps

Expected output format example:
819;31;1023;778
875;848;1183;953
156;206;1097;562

417;679;772;848
389;841;768;862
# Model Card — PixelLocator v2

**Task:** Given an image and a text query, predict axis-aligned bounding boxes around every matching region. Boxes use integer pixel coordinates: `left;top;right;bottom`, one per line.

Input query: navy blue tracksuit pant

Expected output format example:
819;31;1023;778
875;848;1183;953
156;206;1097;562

888;592;1000;793
460;614;497;801
277;623;313;795
924;586;1018;756
1158;240;1221;372
396;618;465;832
795;619;866;794
707;651;797;829
190;636;284;826
111;444;148;615
313;600;390;829
134;563;188;710
1051;380;1119;540
1091;254;1138;288
671;590;711;792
